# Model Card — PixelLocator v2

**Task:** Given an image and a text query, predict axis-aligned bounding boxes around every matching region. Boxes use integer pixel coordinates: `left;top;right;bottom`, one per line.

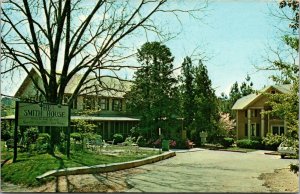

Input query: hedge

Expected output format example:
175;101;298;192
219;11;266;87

236;139;263;149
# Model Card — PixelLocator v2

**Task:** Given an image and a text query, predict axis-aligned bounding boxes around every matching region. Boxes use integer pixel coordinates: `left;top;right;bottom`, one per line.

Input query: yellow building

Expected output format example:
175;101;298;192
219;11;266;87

3;68;139;140
232;84;291;139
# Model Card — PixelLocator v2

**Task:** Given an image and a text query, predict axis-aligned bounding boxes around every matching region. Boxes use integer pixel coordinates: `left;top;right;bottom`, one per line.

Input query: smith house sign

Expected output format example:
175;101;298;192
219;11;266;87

18;102;69;127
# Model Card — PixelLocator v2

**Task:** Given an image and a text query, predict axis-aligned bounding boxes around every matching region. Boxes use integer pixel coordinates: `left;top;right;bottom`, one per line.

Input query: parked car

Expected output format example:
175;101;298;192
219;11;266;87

277;140;297;158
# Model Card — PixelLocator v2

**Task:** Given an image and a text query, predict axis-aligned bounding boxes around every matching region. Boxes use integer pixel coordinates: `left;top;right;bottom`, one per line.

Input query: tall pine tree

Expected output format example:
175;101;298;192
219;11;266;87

180;56;195;138
127;42;179;138
193;60;219;143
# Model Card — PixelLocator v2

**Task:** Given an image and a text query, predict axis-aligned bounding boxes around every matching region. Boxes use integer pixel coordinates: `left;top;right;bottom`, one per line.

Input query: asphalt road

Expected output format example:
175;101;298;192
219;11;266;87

125;149;298;192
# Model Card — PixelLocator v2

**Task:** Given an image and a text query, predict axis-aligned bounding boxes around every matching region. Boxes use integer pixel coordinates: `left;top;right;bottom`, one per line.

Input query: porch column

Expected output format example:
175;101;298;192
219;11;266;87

247;109;251;139
261;108;265;138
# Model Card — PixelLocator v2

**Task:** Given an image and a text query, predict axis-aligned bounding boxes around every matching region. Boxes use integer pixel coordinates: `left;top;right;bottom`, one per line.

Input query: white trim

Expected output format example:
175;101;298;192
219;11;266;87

261;108;265;138
270;125;285;135
247;109;251;139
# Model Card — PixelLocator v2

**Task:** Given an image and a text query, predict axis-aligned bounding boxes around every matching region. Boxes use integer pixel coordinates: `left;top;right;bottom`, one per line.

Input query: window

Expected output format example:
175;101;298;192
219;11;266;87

247;123;260;137
112;99;122;111
83;96;95;110
272;126;284;135
251;110;258;117
245;111;247;117
251;123;256;136
245;124;248;136
98;98;109;110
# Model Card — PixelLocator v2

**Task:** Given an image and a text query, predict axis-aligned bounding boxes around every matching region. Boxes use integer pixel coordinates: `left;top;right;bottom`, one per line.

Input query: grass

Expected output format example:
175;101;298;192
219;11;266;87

1;141;13;161
1;142;159;187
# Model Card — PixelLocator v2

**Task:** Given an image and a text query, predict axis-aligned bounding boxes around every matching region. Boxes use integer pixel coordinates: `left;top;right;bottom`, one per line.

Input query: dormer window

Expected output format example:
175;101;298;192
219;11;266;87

98;98;109;110
112;99;122;111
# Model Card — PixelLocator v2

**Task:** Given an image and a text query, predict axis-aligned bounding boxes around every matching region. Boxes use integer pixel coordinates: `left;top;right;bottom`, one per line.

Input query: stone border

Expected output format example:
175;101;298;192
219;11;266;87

217;149;247;153
36;151;175;180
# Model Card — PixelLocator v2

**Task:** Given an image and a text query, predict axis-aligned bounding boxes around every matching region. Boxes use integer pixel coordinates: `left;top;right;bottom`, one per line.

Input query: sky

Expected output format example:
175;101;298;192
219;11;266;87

1;0;294;97
164;0;291;96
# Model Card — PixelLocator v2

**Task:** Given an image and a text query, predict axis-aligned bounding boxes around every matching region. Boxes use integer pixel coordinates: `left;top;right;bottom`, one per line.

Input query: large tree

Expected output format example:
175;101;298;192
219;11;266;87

193;60;219;143
127;42;179;138
180;56;195;138
1;0;206;105
1;0;206;155
264;0;299;138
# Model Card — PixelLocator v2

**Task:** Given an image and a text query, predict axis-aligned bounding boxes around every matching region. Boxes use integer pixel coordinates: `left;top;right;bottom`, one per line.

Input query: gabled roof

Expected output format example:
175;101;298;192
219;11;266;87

14;68;43;97
65;74;133;98
15;68;133;98
232;84;292;110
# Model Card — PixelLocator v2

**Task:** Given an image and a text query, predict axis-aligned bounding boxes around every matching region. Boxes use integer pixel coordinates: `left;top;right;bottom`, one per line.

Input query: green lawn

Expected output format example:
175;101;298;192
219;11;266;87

1;142;159;187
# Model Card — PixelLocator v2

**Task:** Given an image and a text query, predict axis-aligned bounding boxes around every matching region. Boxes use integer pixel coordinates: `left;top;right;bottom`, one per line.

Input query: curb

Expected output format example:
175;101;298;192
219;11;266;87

217;149;247;153
170;148;205;153
264;152;280;155
36;151;175;180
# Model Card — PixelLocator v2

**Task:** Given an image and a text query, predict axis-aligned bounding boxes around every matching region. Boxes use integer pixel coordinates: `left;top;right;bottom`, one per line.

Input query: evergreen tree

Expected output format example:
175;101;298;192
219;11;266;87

127;42;179;138
193;60;219;143
180;56;195;138
222;76;254;118
240;75;254;96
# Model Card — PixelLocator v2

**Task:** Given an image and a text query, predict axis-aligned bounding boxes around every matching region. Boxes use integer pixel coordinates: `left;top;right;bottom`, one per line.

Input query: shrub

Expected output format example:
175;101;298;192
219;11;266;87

250;136;263;142
1;126;13;141
36;133;50;153
90;134;102;141
37;133;50;142
84;133;101;141
24;127;39;145
137;137;148;147
236;139;263;149
70;132;82;142
169;140;176;148
221;137;234;148
152;138;161;148
19;127;39;152
113;133;123;144
262;133;284;151
123;136;135;146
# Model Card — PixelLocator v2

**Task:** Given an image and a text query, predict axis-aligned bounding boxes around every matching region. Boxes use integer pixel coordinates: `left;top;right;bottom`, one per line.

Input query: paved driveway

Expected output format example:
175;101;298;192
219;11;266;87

125;149;297;192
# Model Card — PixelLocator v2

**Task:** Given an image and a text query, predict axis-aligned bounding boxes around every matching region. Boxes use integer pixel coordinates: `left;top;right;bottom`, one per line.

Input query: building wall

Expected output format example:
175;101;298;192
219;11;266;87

250;96;268;108
70;96;128;116
237;110;246;139
237;109;285;139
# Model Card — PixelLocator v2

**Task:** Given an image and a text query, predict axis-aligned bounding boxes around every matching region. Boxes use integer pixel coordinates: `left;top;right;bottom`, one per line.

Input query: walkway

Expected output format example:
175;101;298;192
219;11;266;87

125;149;297;192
